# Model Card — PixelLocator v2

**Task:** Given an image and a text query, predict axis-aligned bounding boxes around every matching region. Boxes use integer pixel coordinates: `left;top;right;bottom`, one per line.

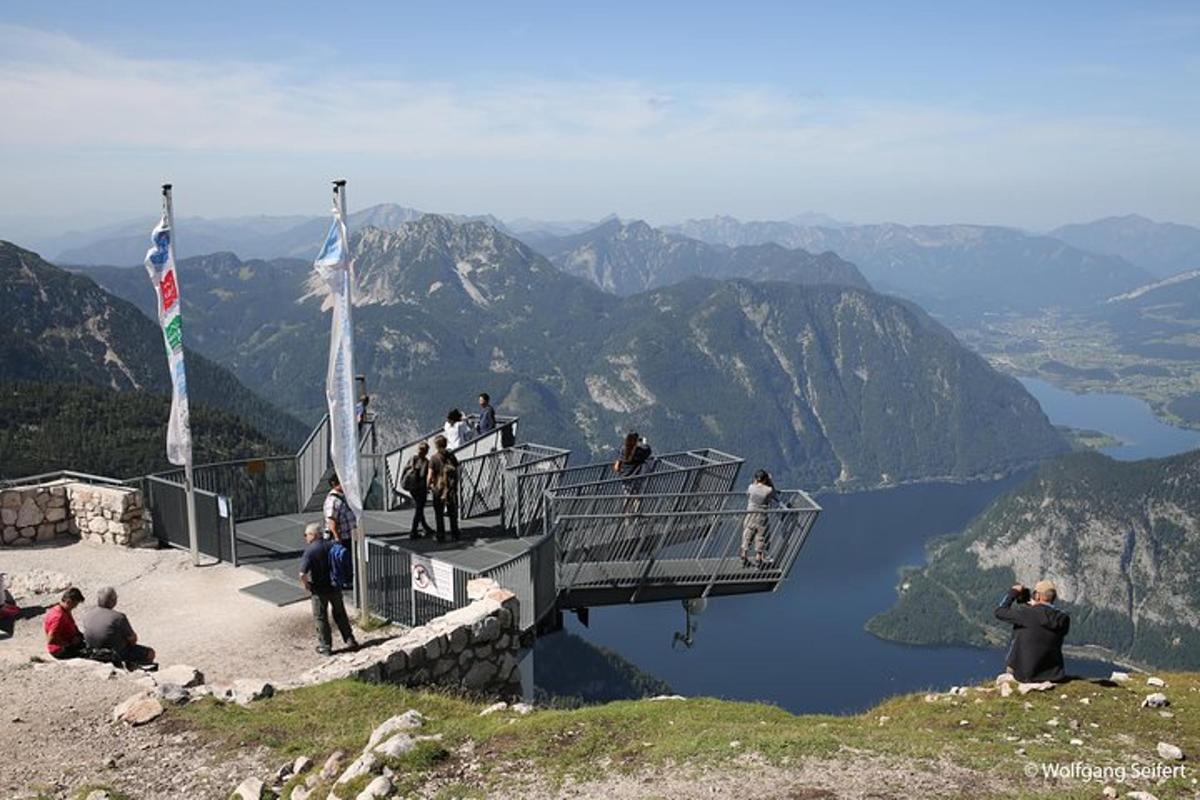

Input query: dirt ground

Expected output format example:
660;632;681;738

0;540;359;799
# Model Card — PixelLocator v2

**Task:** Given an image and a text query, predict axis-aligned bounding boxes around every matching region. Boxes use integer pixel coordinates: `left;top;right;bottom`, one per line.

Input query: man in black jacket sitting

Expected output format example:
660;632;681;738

995;579;1070;683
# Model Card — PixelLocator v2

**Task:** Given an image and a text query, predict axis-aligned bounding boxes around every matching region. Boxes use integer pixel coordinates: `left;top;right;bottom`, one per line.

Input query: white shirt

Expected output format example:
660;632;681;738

444;420;471;449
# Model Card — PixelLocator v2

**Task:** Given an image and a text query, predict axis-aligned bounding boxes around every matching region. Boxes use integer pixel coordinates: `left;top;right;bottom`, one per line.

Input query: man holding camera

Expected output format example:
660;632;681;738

994;579;1070;683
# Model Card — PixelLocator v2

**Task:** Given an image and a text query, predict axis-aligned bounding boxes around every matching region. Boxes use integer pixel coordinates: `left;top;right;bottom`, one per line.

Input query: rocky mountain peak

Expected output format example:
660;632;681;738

305;217;563;311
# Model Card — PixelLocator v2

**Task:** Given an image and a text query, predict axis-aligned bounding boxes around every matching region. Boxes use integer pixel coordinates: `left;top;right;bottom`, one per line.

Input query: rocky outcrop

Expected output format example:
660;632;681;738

870;449;1200;668
293;578;522;698
0;479;150;548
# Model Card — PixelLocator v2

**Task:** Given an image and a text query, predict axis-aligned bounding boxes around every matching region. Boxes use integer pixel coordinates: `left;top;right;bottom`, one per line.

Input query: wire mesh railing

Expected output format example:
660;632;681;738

546;490;821;599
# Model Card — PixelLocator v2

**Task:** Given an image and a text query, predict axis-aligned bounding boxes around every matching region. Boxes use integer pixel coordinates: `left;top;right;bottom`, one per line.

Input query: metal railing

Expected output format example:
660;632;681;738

365;537;474;627
295;414;331;512
479;530;558;630
384;415;518;510
502;448;742;535
502;444;572;536
141;475;235;561
0;470;132;490
546;490;821;601
152;456;298;522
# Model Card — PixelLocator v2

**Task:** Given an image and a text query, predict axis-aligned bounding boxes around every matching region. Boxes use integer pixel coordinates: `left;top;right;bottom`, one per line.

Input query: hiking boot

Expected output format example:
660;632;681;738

316;645;332;656
345;637;360;650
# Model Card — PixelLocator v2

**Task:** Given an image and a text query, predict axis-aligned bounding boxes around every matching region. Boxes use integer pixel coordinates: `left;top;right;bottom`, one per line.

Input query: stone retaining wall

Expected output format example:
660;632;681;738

0;480;150;548
293;578;523;698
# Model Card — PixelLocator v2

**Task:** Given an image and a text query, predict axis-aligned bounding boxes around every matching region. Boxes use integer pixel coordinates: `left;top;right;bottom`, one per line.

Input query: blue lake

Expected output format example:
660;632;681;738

1020;377;1200;461
562;380;1198;715
564;477;1115;715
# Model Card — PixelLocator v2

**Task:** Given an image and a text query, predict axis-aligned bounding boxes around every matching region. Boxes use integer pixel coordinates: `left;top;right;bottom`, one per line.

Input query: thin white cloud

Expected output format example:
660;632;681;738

0;24;1197;228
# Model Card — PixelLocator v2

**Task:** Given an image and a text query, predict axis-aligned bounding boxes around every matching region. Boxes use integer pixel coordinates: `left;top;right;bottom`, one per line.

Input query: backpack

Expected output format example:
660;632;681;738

400;463;419;493
328;540;354;590
435;452;459;500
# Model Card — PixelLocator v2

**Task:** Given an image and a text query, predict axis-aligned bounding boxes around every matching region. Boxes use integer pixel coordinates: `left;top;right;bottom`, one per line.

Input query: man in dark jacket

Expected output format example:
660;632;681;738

300;523;358;656
995;579;1070;682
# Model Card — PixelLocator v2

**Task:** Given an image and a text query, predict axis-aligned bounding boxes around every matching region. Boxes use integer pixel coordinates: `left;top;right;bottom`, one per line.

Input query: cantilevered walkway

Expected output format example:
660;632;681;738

128;412;821;632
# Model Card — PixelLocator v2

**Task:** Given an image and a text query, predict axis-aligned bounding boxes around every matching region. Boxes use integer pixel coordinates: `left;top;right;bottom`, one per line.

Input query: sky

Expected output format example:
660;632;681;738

1;1;1199;236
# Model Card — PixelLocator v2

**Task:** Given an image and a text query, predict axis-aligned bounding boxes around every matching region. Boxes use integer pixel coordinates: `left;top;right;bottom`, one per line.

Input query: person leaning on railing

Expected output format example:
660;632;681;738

741;469;778;569
475;392;496;437
443;409;472;450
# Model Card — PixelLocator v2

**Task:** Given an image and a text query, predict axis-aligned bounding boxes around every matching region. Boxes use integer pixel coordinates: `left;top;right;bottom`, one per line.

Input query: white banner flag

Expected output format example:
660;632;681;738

144;199;193;467
315;199;363;518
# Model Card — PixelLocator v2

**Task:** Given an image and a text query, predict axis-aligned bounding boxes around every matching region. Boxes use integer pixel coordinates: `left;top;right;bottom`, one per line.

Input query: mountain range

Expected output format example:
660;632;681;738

669;217;1153;319
530;218;870;296
84;216;1068;490
34;204;508;267
1052;214;1200;279
867;448;1200;669
0;240;308;478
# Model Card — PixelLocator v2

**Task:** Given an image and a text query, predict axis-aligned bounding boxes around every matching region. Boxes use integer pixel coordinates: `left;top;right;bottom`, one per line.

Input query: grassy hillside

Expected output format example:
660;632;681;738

170;673;1200;799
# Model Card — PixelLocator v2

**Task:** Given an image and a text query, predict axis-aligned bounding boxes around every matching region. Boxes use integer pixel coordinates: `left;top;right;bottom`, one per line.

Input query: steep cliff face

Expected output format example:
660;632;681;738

578;280;1066;489
870;449;1200;667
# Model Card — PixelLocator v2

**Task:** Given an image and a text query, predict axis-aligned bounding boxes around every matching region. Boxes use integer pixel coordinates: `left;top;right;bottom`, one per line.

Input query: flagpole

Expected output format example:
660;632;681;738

163;184;201;567
335;180;369;617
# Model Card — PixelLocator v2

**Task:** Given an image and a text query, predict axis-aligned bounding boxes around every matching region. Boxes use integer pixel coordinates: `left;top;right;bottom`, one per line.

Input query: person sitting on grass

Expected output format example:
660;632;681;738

995;579;1070;683
82;586;156;669
43;587;87;659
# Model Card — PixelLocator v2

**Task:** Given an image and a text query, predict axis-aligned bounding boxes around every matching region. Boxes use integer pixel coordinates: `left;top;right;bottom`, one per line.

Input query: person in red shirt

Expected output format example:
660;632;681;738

44;587;86;659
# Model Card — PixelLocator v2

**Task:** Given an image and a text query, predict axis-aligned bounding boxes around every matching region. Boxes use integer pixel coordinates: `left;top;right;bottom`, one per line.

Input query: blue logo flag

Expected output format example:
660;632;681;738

315;219;343;268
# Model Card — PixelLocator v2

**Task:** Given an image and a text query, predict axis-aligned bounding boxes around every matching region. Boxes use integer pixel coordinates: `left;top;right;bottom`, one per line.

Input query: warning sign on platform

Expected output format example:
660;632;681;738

411;554;454;601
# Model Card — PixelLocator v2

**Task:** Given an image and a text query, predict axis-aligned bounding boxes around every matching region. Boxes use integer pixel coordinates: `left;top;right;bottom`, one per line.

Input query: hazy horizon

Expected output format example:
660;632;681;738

2;2;1199;233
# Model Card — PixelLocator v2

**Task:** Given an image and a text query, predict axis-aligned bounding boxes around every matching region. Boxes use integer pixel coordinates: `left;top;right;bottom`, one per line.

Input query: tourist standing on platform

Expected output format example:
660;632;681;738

741;469;778;569
443;409;471;450
613;431;652;485
324;473;356;547
300;522;358;656
475;392;497;438
428;434;461;542
402;442;433;539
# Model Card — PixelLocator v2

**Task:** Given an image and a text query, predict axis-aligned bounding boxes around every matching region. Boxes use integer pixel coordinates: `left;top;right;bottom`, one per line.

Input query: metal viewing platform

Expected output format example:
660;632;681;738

19;408;820;635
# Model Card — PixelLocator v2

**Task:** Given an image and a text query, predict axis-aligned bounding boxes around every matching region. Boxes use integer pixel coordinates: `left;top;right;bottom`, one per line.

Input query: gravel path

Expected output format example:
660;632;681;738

0;540;363;799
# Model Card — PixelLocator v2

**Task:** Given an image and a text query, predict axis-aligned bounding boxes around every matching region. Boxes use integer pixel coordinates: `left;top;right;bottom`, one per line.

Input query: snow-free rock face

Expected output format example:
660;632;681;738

538;218;871;296
305;216;582;317
871;449;1200;669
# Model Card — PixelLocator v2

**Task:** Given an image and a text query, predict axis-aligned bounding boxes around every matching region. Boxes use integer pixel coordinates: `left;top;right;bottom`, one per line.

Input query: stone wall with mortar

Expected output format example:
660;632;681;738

0;480;150;548
293;578;523;699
